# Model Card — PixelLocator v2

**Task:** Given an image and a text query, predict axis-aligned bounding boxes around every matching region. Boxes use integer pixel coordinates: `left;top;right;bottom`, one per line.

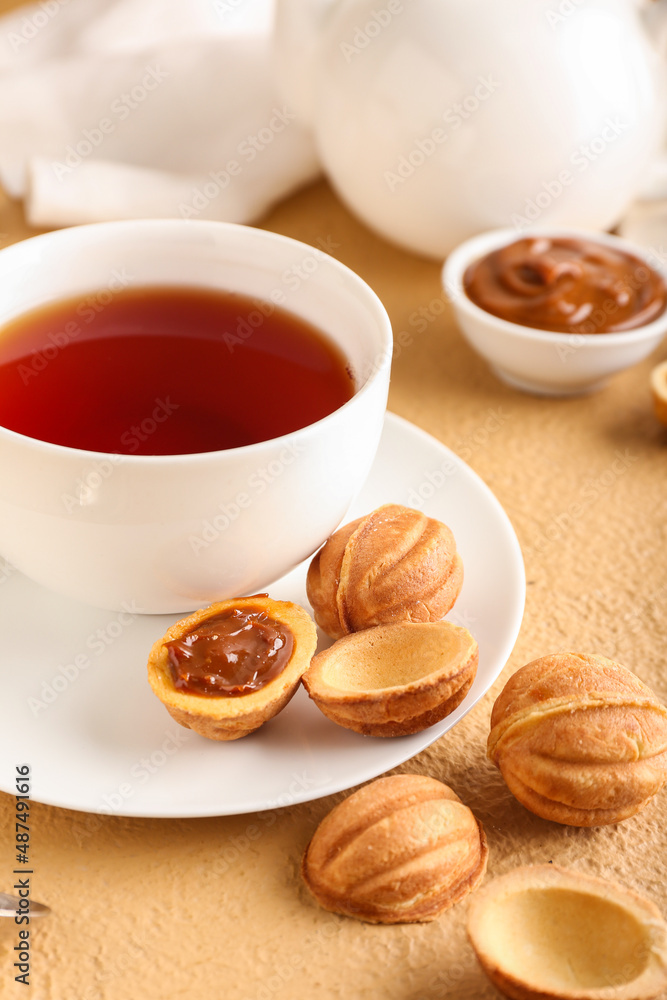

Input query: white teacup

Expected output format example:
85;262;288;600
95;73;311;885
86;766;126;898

0;220;392;612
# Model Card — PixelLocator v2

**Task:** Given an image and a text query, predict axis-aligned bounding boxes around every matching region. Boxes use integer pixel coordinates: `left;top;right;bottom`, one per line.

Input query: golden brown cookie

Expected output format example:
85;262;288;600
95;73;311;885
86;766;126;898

650;359;667;426
468;864;667;1000
302;620;478;736
488;652;667;825
306;504;463;639
147;595;317;741
302;774;488;923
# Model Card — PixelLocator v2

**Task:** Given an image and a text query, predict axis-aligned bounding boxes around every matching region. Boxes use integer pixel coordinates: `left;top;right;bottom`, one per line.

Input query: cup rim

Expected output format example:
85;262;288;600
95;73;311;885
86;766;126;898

0;219;393;463
442;226;667;347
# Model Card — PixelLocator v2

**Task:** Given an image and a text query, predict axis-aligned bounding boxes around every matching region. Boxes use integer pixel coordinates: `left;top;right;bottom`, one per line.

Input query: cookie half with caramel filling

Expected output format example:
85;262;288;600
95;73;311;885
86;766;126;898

147;595;317;740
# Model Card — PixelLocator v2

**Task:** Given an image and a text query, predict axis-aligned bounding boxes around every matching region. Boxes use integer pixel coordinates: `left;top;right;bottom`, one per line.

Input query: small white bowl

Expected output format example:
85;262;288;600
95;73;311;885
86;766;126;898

442;227;667;396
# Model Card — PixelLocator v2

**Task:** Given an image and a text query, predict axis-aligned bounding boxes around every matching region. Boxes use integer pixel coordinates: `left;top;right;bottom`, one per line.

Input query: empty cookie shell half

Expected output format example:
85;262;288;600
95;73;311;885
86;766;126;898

302;621;478;736
467;865;667;1000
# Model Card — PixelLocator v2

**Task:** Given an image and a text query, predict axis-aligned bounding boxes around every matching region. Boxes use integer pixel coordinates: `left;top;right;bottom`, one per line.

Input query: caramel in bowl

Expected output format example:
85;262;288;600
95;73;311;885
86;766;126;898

302;620;478;737
443;227;667;396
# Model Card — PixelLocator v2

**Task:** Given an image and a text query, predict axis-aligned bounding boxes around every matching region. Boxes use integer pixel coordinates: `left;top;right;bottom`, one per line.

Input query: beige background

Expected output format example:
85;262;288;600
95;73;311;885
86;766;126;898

1;11;667;996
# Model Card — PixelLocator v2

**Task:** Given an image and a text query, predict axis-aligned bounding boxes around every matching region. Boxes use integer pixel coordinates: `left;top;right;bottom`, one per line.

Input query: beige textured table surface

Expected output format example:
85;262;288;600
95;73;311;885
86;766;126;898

1;152;667;1000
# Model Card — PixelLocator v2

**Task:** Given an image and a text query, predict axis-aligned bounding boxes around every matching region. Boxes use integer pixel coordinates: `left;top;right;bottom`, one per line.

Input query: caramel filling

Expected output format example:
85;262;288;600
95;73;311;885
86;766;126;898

464;237;667;334
165;604;294;696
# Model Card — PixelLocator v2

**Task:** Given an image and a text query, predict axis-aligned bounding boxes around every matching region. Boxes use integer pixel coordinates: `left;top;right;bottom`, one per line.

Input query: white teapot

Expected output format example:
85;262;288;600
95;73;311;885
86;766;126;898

275;0;667;257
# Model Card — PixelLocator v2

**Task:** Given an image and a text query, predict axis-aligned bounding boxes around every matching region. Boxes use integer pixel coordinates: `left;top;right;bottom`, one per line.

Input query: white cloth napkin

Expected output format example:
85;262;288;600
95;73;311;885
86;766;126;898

0;0;320;227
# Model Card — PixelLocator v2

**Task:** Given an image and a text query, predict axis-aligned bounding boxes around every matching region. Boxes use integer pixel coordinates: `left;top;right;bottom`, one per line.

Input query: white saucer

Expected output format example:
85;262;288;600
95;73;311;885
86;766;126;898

0;412;525;817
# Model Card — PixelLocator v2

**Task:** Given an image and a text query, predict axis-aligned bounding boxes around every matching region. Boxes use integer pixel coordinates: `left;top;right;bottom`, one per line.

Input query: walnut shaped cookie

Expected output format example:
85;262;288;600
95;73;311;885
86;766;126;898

306;504;463;639
302;774;488;923
488;652;667;826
